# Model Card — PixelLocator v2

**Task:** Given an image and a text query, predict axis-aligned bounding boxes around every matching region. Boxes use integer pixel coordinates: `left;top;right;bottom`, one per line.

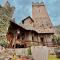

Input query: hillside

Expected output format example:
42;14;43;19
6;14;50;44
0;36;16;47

54;25;60;35
55;25;60;28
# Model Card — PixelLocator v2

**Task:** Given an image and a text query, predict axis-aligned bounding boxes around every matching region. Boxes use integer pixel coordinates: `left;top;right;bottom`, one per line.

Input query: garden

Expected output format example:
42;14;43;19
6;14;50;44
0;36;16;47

48;55;60;60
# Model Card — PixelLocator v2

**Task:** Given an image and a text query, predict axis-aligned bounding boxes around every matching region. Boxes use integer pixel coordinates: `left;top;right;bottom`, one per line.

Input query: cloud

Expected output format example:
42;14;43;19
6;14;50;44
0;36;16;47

11;0;60;26
44;0;60;26
45;0;60;17
10;0;34;23
9;0;45;23
0;0;60;26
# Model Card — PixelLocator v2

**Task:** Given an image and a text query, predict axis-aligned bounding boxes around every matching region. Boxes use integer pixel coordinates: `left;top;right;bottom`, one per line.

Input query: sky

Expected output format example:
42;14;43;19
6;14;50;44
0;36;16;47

0;0;60;26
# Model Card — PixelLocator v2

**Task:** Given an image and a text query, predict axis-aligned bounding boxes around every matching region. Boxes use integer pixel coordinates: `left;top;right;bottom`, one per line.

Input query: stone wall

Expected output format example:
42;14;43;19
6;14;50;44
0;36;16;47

6;47;56;55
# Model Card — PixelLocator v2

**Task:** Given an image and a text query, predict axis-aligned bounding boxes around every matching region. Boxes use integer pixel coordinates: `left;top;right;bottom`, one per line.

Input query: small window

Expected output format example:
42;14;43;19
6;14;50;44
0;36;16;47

50;26;52;29
30;21;32;24
32;35;34;41
39;9;40;12
42;24;44;27
47;24;48;26
17;34;20;39
20;32;25;40
40;37;45;46
22;20;24;24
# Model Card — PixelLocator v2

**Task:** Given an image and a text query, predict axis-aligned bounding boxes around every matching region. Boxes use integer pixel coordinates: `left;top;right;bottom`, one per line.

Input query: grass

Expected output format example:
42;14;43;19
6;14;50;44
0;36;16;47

48;55;60;60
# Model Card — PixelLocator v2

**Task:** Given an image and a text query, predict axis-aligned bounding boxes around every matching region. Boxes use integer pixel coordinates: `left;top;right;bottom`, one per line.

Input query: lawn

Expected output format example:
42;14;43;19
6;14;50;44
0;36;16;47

48;55;60;60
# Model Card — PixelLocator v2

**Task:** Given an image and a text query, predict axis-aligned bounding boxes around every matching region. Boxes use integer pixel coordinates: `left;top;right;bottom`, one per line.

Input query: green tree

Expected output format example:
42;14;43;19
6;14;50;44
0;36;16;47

57;36;60;45
52;35;57;45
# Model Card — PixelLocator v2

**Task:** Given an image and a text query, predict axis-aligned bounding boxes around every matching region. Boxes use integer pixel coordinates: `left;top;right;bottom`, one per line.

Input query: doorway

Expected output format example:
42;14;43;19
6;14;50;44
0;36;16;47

40;37;45;46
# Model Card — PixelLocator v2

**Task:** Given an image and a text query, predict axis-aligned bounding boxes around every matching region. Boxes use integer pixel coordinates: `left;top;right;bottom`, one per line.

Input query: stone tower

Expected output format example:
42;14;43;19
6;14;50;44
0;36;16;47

32;2;54;33
0;1;15;41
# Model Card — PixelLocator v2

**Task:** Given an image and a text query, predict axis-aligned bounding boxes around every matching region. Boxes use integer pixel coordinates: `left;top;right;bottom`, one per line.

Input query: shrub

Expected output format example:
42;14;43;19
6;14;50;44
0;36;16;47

57;36;60;45
0;40;8;48
55;47;60;58
28;46;32;55
52;35;57;45
52;35;60;45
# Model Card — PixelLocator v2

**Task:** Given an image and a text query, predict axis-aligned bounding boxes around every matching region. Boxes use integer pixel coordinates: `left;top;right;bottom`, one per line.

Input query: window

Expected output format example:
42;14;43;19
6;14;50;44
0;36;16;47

32;34;34;41
20;32;25;40
32;35;34;41
46;24;48;26
36;20;37;23
40;37;45;46
39;9;40;12
50;26;52;29
17;34;20;39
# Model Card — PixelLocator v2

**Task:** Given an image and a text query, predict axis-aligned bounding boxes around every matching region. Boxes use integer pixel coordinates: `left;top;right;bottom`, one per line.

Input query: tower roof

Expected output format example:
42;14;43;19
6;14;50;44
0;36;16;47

32;2;45;6
3;1;10;8
32;2;54;33
0;1;15;18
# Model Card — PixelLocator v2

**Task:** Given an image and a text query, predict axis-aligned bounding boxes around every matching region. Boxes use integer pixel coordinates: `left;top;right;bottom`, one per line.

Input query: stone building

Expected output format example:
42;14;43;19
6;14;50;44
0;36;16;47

0;1;54;48
7;2;54;48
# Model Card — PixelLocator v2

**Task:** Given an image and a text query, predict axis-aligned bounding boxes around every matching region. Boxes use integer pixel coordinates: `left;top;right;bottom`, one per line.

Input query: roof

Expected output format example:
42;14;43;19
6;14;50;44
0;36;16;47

19;16;54;34
32;2;45;6
10;20;54;34
20;24;54;34
22;16;34;23
10;2;54;34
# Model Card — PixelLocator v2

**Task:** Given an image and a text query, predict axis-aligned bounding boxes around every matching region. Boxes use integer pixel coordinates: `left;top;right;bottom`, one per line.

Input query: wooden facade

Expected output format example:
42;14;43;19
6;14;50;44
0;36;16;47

7;21;54;48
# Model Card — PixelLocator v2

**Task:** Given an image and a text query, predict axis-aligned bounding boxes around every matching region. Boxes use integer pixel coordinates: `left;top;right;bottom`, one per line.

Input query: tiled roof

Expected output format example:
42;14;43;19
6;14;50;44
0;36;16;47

19;17;54;34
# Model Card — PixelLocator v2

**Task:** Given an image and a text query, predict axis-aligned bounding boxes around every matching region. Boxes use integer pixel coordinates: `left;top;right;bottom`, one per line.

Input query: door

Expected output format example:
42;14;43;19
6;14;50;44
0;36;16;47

40;37;45;46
